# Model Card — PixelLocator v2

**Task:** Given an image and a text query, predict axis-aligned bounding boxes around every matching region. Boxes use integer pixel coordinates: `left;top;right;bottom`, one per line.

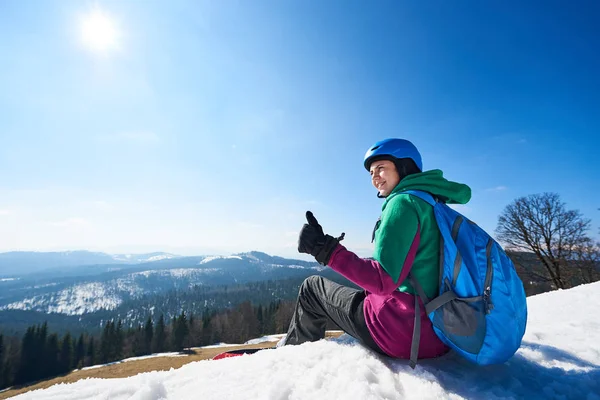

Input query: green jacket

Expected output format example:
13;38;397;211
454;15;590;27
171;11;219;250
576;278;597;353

372;169;471;298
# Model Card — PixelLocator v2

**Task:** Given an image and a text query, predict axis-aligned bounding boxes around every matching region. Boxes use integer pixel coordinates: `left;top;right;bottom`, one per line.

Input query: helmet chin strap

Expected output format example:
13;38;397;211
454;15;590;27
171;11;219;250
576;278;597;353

377;192;386;198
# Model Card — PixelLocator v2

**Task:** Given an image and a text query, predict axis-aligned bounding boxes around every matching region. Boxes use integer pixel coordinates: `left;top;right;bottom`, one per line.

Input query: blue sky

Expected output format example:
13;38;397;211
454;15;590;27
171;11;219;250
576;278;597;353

0;0;598;259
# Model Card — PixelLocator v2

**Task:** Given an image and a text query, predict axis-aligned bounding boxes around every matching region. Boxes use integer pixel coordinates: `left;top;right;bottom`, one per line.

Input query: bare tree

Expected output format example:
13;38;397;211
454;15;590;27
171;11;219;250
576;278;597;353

274;301;295;334
571;237;600;284
495;192;591;290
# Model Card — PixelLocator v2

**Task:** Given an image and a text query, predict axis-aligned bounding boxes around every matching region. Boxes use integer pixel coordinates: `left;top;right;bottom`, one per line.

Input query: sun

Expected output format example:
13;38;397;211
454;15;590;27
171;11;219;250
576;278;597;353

80;9;119;54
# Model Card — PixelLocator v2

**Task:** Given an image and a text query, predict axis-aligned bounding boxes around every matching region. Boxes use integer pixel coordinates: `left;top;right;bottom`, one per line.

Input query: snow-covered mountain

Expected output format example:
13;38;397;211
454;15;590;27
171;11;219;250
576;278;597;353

0;252;324;316
10;281;600;400
109;252;179;263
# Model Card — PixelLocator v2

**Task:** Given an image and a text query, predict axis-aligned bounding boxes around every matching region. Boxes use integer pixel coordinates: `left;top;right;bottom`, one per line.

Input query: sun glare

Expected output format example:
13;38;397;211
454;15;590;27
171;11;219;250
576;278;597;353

80;9;119;54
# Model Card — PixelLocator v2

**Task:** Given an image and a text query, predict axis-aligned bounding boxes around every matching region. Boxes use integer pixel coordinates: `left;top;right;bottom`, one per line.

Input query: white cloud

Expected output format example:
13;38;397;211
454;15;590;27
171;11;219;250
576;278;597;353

0;209;12;216
486;186;508;192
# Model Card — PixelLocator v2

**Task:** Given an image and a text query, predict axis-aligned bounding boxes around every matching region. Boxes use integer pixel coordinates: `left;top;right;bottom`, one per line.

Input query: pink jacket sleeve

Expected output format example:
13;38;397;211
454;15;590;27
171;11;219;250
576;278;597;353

327;229;420;296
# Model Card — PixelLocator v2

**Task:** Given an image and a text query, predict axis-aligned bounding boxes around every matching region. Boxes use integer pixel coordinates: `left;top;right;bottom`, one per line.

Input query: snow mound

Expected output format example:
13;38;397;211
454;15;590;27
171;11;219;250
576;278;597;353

244;334;286;345
79;352;187;371
12;282;600;400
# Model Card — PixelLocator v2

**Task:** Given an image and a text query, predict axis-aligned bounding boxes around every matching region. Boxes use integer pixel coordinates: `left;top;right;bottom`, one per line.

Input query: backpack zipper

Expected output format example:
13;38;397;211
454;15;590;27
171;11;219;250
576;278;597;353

484;239;494;314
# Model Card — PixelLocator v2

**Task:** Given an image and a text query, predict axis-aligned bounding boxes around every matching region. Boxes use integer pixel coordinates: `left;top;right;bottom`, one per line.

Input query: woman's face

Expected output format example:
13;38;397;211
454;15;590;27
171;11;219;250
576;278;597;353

370;160;400;198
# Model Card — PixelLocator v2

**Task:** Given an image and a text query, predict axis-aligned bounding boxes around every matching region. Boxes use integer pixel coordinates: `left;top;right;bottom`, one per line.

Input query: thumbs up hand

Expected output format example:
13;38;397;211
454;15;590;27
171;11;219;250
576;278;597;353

298;211;345;266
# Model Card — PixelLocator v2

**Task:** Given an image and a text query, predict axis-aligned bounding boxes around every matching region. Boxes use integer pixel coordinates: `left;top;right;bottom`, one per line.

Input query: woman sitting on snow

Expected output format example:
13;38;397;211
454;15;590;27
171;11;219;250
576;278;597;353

280;138;471;361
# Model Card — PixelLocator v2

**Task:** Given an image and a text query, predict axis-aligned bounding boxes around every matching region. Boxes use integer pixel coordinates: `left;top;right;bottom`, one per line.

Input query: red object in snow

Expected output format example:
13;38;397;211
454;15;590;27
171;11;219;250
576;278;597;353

212;348;265;360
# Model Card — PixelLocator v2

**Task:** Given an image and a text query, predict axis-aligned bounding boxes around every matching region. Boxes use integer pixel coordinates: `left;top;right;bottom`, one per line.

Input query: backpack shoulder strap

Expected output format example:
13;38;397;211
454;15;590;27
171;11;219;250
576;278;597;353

407;273;427;368
402;190;436;368
404;190;436;206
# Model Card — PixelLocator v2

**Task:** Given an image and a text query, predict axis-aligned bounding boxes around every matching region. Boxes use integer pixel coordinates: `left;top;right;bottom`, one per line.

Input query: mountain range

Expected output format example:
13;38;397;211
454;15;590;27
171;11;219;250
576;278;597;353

1;249;585;336
0;250;325;320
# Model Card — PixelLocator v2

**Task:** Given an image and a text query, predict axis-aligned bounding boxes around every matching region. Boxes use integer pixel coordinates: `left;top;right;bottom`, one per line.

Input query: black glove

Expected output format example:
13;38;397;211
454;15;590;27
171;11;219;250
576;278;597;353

298;211;345;266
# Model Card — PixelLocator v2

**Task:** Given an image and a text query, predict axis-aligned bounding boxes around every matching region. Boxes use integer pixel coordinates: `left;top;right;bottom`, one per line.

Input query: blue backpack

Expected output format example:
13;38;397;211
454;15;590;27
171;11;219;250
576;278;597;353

404;190;527;368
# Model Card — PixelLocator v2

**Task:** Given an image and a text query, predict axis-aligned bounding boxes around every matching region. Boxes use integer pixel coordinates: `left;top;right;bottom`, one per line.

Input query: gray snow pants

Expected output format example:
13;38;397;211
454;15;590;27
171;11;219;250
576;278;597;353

283;275;384;354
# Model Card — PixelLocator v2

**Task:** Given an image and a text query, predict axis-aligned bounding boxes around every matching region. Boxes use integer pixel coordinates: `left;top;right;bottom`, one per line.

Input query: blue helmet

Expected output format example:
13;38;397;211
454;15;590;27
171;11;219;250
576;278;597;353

363;138;423;171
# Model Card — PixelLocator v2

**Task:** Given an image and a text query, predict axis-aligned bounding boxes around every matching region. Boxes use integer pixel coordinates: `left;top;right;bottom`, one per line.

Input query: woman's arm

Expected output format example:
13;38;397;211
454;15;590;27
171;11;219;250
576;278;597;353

327;195;421;295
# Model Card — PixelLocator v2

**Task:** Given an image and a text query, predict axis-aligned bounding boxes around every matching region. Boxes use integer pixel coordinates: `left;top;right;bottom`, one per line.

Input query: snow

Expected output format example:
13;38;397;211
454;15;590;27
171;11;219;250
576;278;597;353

145;255;175;262
265;263;325;271
156;254;178;261
243;331;343;345
30;283;59;289
11;281;600;400
0;278;17;282
131;268;219;279
111;253;178;263
79;353;187;371
0;268;223;315
195;343;241;349
1;282;122;315
244;334;286;345
199;255;242;264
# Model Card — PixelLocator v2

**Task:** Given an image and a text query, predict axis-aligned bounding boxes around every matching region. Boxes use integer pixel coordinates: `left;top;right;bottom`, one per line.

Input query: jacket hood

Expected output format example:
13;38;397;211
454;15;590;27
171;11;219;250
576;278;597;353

385;169;471;205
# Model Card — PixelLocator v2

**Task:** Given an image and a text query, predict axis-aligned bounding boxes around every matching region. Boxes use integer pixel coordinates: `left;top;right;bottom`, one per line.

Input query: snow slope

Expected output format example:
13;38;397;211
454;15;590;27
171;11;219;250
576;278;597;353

12;281;600;400
78;353;188;371
0;269;219;315
1;282;122;315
